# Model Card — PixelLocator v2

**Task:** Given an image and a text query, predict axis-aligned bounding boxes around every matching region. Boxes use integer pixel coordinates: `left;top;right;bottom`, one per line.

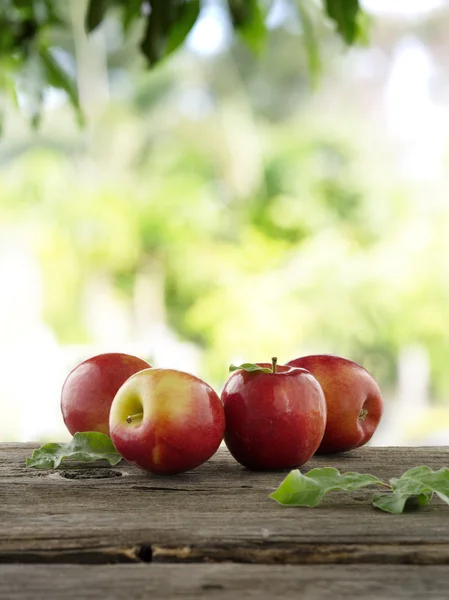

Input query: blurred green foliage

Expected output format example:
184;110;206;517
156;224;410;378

0;0;368;126
1;1;449;408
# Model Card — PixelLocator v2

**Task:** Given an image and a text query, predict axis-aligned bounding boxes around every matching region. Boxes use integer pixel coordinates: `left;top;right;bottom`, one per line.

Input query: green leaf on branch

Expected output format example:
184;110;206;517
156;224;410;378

39;46;83;124
26;432;122;469
229;363;272;373
270;467;383;507
85;0;111;33
141;0;201;66
165;0;201;57
373;466;449;514
228;0;267;54
324;0;361;45
121;0;144;35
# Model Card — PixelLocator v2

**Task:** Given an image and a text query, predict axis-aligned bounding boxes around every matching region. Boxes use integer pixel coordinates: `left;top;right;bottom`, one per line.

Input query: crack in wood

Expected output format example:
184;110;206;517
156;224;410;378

130;485;204;492
150;542;449;566
2;542;449;566
0;546;141;565
60;470;123;480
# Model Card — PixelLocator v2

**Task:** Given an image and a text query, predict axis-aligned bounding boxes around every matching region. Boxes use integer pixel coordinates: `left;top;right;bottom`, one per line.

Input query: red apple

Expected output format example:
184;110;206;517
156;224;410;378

109;368;225;475
61;352;151;436
221;358;326;470
287;355;384;454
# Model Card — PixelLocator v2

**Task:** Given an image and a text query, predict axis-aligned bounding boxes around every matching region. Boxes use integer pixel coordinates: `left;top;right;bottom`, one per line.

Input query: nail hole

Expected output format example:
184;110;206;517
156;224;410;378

137;544;153;563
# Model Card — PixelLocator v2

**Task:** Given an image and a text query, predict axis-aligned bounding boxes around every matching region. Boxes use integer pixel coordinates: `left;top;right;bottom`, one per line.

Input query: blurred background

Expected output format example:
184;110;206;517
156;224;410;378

1;0;449;445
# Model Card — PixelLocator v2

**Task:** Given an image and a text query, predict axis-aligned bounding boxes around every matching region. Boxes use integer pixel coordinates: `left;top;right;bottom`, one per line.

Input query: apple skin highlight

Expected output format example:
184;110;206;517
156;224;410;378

109;368;225;475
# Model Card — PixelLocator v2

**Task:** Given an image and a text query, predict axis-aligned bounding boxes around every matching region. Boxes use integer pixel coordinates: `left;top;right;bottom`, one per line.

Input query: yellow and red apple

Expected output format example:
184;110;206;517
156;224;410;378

287;354;384;454
221;359;327;470
61;352;151;436
109;368;225;475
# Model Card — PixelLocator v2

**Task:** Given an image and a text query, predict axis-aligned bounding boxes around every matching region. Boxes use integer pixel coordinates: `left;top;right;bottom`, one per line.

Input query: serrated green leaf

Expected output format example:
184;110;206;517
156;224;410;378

229;363;272;373
324;0;360;45
373;466;449;514
372;490;433;514
26;432;122;469
85;0;110;33
270;467;383;507
228;0;267;54
392;466;449;502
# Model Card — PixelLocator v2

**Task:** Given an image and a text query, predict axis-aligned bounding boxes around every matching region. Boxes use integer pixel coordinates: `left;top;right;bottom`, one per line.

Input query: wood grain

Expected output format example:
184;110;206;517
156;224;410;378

2;564;449;600
1;444;448;565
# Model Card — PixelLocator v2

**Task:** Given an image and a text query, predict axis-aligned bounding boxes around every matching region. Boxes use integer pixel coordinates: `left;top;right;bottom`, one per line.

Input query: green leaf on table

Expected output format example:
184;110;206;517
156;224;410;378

270;467;382;507
372;490;433;514
372;466;449;514
26;432;122;469
229;363;272;373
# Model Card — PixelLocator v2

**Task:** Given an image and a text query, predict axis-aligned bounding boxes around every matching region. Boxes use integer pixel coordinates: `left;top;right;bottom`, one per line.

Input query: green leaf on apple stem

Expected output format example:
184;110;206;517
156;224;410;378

25;432;122;469
229;363;272;373
372;466;449;514
270;467;383;507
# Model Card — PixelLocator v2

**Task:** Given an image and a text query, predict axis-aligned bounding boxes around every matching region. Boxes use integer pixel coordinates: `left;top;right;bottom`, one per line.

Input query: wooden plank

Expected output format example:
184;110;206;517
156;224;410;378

1;445;448;565
2;564;449;600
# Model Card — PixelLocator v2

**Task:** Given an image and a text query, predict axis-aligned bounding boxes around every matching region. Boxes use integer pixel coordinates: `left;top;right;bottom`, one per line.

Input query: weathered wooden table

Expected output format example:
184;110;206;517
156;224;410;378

1;444;448;599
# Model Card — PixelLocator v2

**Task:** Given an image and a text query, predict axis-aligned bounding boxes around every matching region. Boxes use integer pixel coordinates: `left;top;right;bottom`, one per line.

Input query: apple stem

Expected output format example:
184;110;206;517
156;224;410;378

271;357;277;373
126;412;143;424
359;408;368;421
